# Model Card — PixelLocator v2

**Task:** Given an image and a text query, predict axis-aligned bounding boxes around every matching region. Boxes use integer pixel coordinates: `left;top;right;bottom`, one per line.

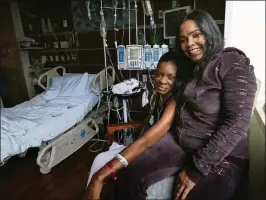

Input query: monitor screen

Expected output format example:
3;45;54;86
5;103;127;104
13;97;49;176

163;6;191;39
130;48;139;60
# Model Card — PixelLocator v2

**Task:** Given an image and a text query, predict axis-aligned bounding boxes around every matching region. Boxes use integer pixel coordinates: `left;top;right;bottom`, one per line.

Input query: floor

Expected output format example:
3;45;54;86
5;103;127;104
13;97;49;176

0;124;254;200
0;106;146;200
0;139;110;200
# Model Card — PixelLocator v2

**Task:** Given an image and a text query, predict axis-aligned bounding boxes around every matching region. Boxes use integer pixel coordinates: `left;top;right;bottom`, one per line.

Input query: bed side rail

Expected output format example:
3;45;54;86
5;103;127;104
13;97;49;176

91;66;115;93
36;118;99;174
37;66;66;90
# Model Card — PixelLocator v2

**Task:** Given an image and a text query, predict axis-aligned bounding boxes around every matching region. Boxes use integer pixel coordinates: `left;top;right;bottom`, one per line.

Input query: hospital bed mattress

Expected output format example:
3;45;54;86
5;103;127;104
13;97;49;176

0;92;99;162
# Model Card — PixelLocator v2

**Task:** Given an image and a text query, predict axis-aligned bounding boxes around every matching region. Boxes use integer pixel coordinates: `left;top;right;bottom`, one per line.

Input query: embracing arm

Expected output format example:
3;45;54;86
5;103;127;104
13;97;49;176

95;99;176;181
187;51;257;181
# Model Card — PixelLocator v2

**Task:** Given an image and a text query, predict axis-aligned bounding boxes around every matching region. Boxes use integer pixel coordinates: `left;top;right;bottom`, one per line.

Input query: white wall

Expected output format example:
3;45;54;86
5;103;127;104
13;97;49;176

224;2;265;199
224;1;265;102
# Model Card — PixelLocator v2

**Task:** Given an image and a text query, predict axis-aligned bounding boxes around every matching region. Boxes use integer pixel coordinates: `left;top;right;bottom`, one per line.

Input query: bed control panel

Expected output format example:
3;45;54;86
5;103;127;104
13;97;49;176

37;103;109;174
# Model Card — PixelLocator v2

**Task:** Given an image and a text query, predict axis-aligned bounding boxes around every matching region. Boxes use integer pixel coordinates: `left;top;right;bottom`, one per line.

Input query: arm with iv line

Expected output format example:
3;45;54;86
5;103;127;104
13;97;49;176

84;99;176;200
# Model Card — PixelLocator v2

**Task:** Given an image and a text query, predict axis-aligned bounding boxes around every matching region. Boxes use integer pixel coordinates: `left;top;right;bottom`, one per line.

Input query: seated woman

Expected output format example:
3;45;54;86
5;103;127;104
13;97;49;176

85;9;257;200
85;50;182;199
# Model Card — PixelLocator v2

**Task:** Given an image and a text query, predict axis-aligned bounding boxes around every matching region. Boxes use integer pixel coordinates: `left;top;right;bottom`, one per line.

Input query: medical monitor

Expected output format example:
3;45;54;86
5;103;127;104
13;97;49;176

163;6;192;39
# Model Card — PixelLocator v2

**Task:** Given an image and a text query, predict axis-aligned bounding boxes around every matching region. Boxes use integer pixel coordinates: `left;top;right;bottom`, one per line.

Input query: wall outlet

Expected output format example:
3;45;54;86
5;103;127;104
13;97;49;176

142;74;148;82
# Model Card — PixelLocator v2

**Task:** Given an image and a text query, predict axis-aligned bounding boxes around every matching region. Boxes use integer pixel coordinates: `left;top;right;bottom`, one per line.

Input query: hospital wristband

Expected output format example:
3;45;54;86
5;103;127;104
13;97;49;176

115;154;128;167
106;162;117;180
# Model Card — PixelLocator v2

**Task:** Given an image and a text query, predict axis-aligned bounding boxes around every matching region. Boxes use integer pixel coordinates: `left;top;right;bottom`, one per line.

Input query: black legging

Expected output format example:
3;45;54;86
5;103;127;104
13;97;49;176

112;131;247;200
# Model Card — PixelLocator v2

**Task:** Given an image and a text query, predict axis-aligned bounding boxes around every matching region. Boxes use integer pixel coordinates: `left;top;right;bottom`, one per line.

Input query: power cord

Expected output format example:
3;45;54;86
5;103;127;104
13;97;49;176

147;69;154;88
89;133;108;153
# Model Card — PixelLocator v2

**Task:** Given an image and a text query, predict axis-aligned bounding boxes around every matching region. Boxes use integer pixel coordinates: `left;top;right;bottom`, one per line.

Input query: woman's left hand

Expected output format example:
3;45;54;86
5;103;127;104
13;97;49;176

174;170;196;200
84;175;104;200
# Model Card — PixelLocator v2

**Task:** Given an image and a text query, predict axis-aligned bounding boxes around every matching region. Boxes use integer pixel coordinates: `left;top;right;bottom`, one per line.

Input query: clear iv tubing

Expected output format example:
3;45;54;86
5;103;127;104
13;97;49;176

122;0;125;45
142;0;155;29
100;0;106;38
144;8;146;44
114;9;117;48
135;0;139;81
128;0;131;79
135;0;138;45
144;0;153;17
114;0;118;48
128;0;131;45
100;0;109;91
85;0;91;20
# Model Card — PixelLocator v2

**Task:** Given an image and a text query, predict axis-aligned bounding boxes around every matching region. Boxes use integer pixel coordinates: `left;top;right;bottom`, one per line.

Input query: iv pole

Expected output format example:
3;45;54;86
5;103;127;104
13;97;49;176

135;0;138;45
135;0;140;81
100;0;109;91
128;0;131;79
128;0;131;45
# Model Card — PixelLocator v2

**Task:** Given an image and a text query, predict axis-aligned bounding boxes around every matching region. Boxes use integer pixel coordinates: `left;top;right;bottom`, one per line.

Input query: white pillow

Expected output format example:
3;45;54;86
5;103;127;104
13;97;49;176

59;73;89;96
66;73;96;94
41;73;90;99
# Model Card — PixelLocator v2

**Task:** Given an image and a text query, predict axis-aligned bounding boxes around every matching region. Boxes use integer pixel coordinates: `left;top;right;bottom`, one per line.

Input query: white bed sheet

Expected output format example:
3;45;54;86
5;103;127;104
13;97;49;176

1;92;99;162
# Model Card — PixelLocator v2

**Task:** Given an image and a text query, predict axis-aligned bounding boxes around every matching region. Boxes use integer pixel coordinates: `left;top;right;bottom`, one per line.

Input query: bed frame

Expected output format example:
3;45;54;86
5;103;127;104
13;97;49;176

37;65;115;93
37;103;107;174
36;65;115;174
0;66;115;174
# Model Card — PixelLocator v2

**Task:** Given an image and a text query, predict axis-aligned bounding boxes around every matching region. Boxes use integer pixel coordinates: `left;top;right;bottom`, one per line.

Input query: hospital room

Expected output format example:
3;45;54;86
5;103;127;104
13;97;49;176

0;0;264;200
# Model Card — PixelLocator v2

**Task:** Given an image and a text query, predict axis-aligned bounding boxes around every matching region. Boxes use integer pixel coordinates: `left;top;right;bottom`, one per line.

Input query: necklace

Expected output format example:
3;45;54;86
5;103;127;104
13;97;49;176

156;106;164;122
156;93;174;122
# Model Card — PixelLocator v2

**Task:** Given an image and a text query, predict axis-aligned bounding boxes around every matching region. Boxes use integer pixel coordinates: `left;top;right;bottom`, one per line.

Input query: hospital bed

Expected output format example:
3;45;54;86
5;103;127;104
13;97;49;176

0;66;115;174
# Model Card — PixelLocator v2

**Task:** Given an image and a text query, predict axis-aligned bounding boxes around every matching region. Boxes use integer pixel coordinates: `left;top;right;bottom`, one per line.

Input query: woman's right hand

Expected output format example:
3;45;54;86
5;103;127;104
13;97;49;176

84;173;104;200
